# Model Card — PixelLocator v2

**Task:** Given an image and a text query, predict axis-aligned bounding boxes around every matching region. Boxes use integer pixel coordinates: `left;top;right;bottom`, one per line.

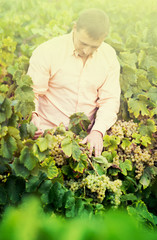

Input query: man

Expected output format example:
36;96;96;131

27;8;121;157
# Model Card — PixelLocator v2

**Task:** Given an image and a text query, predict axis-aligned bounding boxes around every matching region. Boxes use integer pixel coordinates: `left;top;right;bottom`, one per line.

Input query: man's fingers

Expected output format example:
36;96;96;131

33;129;44;139
80;136;87;144
89;144;94;157
94;143;103;157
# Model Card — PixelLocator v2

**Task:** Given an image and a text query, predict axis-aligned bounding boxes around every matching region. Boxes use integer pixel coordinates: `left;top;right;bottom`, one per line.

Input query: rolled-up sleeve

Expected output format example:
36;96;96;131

27;45;50;112
91;61;121;135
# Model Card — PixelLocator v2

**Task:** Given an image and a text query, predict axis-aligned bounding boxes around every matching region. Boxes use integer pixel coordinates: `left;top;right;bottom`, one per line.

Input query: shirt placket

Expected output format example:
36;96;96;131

75;59;88;113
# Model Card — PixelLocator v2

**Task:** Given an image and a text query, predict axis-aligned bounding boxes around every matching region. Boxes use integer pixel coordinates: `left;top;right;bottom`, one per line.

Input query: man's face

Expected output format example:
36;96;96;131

73;27;105;58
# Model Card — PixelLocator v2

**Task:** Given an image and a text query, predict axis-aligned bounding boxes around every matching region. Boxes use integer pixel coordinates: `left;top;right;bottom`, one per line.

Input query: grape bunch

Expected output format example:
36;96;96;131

113;143;136;166
65;179;81;192
50;134;67;166
109;120;138;140
131;146;154;179
80;174;122;207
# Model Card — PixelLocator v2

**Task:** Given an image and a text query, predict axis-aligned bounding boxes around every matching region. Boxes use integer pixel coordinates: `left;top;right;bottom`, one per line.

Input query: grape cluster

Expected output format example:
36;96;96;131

50;135;67;166
65;179;81;192
113;143;136;165
131;146;154;179
113;143;154;179
80;174;122;206
109;120;138;140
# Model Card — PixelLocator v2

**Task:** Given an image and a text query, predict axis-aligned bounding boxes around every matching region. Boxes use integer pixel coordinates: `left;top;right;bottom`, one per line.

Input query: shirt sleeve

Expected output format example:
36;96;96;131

27;45;50;113
91;59;121;136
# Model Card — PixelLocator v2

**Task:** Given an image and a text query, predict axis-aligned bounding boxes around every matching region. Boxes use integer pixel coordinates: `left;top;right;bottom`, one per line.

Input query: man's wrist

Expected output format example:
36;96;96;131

91;130;103;138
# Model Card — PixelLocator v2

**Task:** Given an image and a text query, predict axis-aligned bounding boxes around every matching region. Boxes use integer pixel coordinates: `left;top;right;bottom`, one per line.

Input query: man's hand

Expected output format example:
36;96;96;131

33;129;44;139
81;130;103;157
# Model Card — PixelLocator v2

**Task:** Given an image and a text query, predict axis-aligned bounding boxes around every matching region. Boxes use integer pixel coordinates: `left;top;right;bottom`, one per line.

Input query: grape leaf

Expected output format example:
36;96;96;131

72;140;81;161
20;146;38;170
119;160;132;176
0;98;12;123
128;98;149;117
12;157;30;178
138;119;156;137
1;136;17;159
119;52;137;68
61;136;72;157
36;137;48;152
47;160;58;179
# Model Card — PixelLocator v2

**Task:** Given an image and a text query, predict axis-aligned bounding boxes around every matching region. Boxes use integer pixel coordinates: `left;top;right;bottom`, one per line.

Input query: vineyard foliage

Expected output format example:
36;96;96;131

0;0;157;228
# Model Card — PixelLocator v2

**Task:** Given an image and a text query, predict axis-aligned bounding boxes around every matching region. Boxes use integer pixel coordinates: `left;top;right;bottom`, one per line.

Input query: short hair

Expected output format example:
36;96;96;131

76;8;110;40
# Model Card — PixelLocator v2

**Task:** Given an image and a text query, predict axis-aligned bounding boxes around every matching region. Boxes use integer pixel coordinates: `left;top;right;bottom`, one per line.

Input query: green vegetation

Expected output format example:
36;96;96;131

0;197;157;240
0;0;157;235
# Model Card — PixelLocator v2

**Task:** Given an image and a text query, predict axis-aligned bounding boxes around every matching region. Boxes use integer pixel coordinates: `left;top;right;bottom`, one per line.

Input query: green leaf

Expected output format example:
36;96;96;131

121;193;138;202
128;98;149;118
0;98;12;123
12;158;30;178
26;172;46;192
8;126;21;140
1;136;17;159
32;144;48;162
14;71;32;87
145;87;157;103
102;151;116;162
45;134;58;149
6;176;25;204
38;180;52;204
69;112;91;135
121;65;137;90
138;119;156;137
127;200;156;226
61;136;72;157
139;167;154;189
47;160;59;179
119;159;132;176
140;136;151;147
92;155;108;164
121;139;131;150
137;74;151;91
72;140;81;161
14;101;35;118
36;137;48;152
49;181;66;208
26;122;38;138
0;126;8;138
75;198;85;217
20;146;38;171
132;133;142;144
103;135;120;151
0;84;9;93
63;190;75;210
0;186;7;205
71;156;87;173
148;67;157;86
140;173;151;189
119;52;137;68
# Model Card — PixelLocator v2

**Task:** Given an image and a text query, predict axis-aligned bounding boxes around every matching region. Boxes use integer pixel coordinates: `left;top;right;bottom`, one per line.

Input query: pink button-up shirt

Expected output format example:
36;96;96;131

27;32;121;135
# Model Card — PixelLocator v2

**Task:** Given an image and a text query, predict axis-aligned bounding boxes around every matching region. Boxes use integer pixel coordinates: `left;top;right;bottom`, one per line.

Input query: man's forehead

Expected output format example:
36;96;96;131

77;29;104;46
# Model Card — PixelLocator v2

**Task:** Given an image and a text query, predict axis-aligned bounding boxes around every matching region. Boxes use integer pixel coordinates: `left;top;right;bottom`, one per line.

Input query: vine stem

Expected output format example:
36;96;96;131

87;157;99;176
